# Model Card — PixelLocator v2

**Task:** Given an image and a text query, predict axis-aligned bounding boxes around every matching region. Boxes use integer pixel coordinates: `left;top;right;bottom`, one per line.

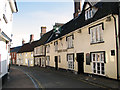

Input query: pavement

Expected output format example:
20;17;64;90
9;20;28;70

2;67;36;89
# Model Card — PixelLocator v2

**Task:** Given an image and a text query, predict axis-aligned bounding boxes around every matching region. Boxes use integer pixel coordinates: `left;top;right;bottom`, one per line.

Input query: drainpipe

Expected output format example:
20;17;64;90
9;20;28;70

112;14;119;80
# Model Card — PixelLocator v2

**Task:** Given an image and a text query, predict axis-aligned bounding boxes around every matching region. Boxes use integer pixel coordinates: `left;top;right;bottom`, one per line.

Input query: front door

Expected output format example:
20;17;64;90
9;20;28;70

28;60;29;67
39;58;41;67
77;53;84;74
55;56;58;70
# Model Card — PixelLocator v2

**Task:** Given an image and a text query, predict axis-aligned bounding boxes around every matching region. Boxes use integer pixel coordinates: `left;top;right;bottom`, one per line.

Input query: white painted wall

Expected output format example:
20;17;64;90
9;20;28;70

0;0;17;78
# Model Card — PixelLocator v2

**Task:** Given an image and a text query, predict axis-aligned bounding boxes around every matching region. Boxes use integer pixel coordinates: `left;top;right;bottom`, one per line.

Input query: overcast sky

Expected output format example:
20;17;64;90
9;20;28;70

12;0;85;47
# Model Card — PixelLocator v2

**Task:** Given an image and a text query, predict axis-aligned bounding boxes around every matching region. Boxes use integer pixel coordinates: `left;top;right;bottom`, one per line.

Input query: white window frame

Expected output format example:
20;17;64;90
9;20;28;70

90;24;103;44
46;45;50;53
46;56;50;66
25;58;27;64
67;54;74;70
26;53;27;57
54;41;58;51
85;8;93;20
91;52;105;75
31;53;33;57
67;36;73;49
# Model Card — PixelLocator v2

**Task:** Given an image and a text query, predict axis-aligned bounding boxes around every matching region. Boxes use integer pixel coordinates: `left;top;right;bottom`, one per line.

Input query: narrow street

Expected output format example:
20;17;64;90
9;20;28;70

3;65;114;89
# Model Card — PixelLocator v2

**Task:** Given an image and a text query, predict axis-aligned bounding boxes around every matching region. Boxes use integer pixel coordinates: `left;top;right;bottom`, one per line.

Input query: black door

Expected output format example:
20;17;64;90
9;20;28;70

39;58;41;67
55;56;58;70
77;53;84;74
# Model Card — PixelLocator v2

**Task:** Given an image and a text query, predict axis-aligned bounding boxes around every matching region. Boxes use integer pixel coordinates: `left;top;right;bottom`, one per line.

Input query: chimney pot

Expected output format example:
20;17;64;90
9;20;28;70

73;0;81;18
30;34;34;42
22;39;25;45
40;26;46;37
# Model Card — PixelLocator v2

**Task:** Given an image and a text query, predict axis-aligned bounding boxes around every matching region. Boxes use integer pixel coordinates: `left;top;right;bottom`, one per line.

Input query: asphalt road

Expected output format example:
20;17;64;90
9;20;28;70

11;65;102;89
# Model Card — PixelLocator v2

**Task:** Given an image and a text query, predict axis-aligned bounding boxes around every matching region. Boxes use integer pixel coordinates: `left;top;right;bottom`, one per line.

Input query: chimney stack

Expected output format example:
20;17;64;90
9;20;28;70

73;0;81;18
30;34;34;42
40;26;46;37
22;39;25;45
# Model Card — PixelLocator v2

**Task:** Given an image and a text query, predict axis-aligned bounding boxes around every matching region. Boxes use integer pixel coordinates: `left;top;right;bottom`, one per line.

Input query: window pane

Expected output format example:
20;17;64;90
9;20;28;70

93;54;95;61
99;25;103;41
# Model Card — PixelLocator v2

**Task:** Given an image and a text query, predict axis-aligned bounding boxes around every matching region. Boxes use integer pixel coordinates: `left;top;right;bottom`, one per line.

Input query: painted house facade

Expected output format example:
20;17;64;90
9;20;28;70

45;2;120;80
0;0;18;84
34;30;53;67
17;35;37;67
10;46;21;64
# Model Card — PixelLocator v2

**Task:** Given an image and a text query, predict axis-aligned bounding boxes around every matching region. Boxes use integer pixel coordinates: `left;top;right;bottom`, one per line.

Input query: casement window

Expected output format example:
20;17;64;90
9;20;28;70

26;53;27;57
31;53;33;57
25;59;27;64
66;35;74;49
46;56;50;66
46;45;50;53
67;54;74;70
35;48;38;54
85;8;93;20
91;52;105;75
90;24;104;44
54;41;58;51
31;59;33;65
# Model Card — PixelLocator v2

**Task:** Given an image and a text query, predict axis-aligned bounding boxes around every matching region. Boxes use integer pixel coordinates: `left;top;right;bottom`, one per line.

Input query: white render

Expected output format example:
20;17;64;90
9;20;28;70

0;0;17;79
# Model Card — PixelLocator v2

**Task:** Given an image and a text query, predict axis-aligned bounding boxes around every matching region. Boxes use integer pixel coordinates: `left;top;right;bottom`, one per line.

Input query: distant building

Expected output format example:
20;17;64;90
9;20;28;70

17;34;38;67
10;46;21;65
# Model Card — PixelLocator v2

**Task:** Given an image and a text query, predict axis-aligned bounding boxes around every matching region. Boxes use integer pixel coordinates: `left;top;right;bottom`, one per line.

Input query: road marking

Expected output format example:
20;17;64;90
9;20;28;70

25;72;38;89
29;74;45;90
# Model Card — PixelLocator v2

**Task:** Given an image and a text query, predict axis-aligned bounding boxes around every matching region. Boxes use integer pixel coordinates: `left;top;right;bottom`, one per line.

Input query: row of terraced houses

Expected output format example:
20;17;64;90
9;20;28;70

10;1;120;80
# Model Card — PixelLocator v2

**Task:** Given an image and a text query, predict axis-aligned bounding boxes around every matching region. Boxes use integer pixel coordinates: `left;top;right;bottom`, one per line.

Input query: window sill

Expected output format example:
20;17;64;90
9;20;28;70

90;41;104;45
67;47;74;49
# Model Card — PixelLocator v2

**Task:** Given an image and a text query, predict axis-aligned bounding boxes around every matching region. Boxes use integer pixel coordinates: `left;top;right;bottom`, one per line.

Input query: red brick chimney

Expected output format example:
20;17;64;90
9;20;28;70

30;34;34;42
22;39;25;45
73;0;81;18
40;26;46;37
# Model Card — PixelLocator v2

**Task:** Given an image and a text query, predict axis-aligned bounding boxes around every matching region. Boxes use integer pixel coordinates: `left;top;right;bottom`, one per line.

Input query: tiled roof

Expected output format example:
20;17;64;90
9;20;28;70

35;30;53;47
46;2;119;43
17;30;53;53
10;46;21;53
17;40;39;53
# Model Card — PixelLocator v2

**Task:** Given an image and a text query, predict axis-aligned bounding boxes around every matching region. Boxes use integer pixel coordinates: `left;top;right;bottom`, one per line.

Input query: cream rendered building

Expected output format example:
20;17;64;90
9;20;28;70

17;35;38;67
45;2;120;80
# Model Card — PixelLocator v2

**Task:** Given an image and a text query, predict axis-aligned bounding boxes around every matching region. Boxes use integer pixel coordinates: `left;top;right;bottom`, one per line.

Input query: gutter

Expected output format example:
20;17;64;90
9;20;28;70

112;14;119;80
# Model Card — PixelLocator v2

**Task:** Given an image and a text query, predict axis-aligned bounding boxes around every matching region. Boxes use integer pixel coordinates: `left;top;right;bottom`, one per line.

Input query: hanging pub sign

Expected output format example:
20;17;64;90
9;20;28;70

86;53;91;65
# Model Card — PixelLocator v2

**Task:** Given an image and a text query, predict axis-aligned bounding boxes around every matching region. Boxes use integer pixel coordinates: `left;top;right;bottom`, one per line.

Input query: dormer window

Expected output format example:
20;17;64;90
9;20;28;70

85;8;93;20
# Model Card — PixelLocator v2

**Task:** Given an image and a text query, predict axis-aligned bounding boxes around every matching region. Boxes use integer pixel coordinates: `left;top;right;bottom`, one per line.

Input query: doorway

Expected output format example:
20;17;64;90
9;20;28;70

77;53;84;74
55;56;58;70
39;58;41;67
